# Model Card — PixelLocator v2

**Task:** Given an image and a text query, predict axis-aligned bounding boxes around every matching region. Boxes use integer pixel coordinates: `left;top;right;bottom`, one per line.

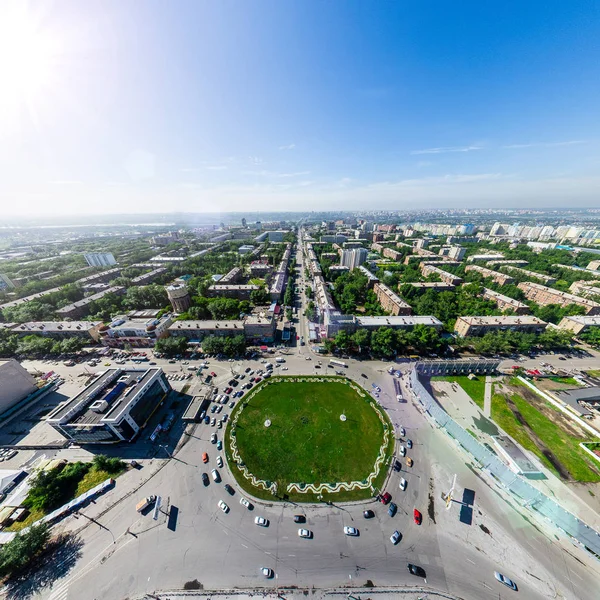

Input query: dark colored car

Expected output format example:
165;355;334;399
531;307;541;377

408;563;426;577
202;473;209;486
388;502;397;517
245;367;251;373
381;492;392;505
363;510;375;519
294;515;306;523
361;373;368;378
224;484;235;495
204;415;210;424
393;460;401;472
413;509;422;525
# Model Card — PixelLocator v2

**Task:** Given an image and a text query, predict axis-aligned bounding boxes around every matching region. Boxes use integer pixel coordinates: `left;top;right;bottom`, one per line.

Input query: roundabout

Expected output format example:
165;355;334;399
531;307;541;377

226;376;394;502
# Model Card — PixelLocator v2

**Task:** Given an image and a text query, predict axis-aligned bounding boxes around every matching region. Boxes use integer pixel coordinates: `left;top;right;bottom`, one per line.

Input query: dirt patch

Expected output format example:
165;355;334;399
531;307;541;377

504;395;571;480
428;478;436;524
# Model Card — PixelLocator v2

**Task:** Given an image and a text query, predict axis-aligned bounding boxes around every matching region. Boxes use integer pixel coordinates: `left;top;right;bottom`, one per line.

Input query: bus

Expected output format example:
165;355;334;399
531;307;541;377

329;359;347;368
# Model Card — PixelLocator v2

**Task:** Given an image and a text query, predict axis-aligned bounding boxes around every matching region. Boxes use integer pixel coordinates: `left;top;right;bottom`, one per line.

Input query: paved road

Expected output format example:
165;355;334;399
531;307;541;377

34;350;600;600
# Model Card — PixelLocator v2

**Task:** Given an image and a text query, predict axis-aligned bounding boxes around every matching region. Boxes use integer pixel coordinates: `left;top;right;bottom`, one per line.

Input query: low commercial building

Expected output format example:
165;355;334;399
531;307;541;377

0;360;38;417
454;315;547;337
47;368;172;444
518;281;600;315
9;321;101;339
96;314;173;347
243;314;276;343
557;315;600;335
407;282;455;291
465;265;514;286
482;288;530;314
355;315;443;331
500;266;556;285
208;284;260;299
373;282;412;316
420;264;463;285
56;286;126;319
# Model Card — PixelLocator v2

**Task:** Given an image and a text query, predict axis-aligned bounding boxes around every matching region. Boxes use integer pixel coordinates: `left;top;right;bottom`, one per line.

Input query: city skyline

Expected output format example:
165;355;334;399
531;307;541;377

1;1;600;215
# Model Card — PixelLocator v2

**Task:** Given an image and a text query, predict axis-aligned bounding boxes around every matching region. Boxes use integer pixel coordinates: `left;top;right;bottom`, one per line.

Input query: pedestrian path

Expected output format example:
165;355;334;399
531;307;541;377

483;376;492;417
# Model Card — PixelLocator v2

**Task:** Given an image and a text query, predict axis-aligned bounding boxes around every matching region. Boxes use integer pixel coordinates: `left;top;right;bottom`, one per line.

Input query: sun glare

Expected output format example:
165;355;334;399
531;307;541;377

0;3;60;127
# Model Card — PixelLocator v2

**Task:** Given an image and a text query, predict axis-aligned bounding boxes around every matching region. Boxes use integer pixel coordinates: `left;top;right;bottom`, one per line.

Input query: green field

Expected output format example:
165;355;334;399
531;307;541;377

431;374;486;409
226;377;393;502
491;392;600;482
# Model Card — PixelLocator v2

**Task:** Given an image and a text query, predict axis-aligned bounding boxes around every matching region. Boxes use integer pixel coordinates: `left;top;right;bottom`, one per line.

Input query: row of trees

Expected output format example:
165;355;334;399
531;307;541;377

324;324;447;358
0;332;86;359
333;271;385;316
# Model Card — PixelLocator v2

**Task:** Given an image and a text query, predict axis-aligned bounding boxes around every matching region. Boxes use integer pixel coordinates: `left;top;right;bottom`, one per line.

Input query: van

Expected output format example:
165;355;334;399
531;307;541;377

211;469;221;483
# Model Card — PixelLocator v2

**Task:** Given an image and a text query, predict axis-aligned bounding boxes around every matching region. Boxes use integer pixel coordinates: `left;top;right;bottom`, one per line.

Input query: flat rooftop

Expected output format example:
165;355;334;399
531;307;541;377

49;368;159;425
10;321;100;333
168;320;244;331
356;315;443;327
457;315;545;325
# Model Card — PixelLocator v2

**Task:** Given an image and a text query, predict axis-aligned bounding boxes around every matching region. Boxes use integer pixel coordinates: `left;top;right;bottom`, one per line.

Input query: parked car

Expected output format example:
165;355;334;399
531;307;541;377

217;440;223;450
399;445;406;457
261;567;274;579
210;433;217;444
388;502;397;517
211;469;220;482
399;478;407;491
399;427;406;436
343;526;359;536
294;514;306;523
255;516;269;527
202;473;209;486
407;439;413;449
390;530;401;545
224;483;234;495
202;452;208;463
413;509;422;525
380;492;392;505
240;497;252;509
216;456;223;467
298;528;312;539
218;500;229;513
363;509;375;519
393;460;401;472
406;457;414;467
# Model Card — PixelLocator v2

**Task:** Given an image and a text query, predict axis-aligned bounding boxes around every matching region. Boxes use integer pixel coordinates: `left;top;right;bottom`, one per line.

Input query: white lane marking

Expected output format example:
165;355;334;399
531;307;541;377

241;543;249;548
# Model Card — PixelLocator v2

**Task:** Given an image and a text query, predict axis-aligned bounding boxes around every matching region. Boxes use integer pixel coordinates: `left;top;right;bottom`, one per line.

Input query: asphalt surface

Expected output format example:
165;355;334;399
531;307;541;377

9;239;600;600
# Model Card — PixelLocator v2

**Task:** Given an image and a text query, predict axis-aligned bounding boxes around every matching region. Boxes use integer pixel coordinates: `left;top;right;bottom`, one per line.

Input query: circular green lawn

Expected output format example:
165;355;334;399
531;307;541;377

227;377;392;502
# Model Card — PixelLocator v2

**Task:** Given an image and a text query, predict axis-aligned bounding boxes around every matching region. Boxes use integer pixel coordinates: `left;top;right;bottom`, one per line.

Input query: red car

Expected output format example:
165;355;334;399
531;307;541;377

380;492;392;505
413;509;422;525
210;372;217;377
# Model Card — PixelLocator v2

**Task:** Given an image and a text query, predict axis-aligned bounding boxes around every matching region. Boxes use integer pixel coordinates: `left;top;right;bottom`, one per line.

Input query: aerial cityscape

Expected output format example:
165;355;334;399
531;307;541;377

1;2;600;600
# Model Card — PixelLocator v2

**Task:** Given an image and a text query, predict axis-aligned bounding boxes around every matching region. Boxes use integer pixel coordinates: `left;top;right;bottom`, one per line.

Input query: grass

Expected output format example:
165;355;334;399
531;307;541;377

548;376;579;386
431;374;487;409
586;370;600;378
4;508;45;532
75;466;124;496
226;377;393;502
491;392;600;482
249;278;265;286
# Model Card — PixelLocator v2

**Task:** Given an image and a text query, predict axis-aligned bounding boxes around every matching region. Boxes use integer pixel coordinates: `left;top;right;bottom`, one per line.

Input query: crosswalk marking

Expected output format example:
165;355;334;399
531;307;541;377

48;581;69;600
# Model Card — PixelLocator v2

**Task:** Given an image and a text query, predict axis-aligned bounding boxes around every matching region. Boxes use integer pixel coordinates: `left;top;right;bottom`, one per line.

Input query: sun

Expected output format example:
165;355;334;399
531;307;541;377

0;2;61;126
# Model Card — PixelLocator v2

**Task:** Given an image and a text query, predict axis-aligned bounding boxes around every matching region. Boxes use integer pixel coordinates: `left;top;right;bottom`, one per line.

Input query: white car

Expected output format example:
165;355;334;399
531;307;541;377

240;497;252;509
343;526;359;536
211;469;221;482
396;394;403;401
261;567;274;578
216;455;223;468
390;530;401;545
399;427;406;436
399;477;407;491
298;528;312;538
494;572;518;591
255;516;269;527
218;500;229;513
282;367;288;370
210;433;217;444
399;445;406;457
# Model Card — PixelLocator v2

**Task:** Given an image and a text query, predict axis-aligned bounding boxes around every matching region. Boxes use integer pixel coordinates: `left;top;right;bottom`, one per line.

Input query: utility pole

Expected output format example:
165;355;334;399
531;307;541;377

442;473;457;509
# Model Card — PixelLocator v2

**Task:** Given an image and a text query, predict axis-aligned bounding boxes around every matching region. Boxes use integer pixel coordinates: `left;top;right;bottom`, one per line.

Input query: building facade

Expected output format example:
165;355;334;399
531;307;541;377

465;265;514;286
454;315;547;337
518;281;600;315
373;282;412;316
83;253;117;268
482;288;530;314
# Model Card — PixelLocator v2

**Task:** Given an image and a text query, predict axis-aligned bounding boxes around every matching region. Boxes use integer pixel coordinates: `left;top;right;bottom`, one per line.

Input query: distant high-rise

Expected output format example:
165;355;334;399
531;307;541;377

241;218;247;227
84;253;117;268
340;248;368;270
166;283;192;313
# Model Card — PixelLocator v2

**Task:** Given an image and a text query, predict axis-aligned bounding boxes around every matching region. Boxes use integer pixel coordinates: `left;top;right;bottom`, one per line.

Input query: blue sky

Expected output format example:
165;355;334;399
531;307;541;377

1;0;600;215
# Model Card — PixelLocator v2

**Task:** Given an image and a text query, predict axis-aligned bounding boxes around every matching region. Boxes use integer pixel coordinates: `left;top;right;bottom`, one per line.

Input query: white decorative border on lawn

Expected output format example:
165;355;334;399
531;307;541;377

227;376;391;498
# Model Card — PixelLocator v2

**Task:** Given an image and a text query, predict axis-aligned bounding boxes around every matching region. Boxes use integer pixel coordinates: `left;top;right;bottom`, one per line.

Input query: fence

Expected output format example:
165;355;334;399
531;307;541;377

409;367;600;558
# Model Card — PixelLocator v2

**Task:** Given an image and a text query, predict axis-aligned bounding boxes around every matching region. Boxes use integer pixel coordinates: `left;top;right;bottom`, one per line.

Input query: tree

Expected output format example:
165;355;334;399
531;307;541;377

250;288;270;306
334;330;351;351
0;523;50;578
92;454;125;475
371;327;396;358
155;336;189;357
351;328;371;353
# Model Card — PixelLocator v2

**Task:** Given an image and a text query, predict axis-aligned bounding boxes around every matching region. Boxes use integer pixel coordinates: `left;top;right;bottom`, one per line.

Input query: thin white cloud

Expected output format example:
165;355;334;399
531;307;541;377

49;180;83;185
205;165;227;171
249;156;263;165
278;143;296;151
242;170;310;178
179;167;199;173
503;140;587;149
367;173;503;189
410;145;482;155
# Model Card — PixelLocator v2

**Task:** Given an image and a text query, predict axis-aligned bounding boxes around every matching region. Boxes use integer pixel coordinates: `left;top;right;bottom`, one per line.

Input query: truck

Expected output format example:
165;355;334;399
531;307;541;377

136;495;156;512
275;357;286;363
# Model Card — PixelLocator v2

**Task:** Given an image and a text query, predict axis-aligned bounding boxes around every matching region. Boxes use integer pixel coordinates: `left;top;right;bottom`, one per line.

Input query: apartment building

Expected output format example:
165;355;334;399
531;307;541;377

587;260;600;271
447;246;466;261
340;248;368;270
419;263;464;285
500;266;556;285
371;242;384;253
407;282;456;291
517;281;600;315
358;265;379;288
569;280;600;298
373;282;412;316
485;259;528;268
382;247;402;261
56;286;126;319
454;315;547;337
219;267;243;284
465;265;514;286
208;284;260;299
467;253;504;263
552;264;600;280
482;288;530;315
557;315;600;335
